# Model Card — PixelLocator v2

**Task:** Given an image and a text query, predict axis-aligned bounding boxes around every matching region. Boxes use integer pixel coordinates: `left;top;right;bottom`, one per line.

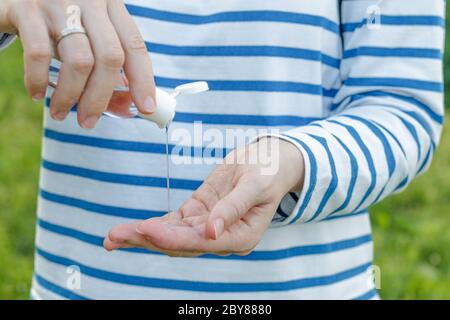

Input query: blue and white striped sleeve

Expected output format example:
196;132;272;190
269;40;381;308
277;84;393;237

0;32;15;50
270;0;445;225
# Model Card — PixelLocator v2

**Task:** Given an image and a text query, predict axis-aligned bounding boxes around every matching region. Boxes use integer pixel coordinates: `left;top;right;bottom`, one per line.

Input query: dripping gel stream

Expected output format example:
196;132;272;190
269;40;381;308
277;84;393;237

165;125;171;212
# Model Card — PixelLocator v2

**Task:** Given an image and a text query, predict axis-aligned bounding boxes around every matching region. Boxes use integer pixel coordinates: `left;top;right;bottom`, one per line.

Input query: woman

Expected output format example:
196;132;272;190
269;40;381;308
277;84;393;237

0;0;444;299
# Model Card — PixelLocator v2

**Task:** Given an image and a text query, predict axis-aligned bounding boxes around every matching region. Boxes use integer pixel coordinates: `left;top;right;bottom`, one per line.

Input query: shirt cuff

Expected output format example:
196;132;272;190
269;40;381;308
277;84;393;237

0;33;16;51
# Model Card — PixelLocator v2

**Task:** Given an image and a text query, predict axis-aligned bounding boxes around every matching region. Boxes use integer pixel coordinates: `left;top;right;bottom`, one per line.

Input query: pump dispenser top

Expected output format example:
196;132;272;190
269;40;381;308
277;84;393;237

138;81;209;128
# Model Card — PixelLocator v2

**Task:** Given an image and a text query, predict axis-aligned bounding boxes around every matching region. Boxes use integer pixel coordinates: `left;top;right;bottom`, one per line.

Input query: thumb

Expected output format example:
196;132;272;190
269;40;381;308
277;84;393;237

206;181;261;240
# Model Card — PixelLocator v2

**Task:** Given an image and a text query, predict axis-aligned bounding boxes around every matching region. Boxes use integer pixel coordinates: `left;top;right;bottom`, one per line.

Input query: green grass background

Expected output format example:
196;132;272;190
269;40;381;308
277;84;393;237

1;16;450;299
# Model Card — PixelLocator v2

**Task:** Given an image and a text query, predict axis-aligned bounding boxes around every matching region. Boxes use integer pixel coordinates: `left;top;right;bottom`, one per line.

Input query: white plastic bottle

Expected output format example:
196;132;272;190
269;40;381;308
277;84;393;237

138;81;209;128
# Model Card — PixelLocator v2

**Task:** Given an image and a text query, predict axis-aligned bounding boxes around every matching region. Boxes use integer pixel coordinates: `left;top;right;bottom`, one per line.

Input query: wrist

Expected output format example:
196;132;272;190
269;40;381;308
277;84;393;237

257;137;305;194
279;139;305;192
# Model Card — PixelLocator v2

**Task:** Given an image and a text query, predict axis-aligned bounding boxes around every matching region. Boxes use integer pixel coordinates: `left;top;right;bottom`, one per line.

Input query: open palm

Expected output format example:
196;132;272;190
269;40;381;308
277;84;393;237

104;138;304;257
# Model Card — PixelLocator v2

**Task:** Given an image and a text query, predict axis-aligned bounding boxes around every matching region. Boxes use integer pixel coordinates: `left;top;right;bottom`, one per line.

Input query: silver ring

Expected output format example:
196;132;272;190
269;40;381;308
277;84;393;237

56;26;87;45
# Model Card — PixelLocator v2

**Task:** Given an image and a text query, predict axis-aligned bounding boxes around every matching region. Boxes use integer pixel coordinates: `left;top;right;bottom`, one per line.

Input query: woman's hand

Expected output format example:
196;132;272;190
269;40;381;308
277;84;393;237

0;0;156;129
104;138;305;257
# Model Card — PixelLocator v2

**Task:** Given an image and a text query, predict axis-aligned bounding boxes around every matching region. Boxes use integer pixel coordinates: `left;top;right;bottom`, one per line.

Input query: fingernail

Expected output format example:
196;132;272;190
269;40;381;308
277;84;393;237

213;218;225;240
53;111;68;121
142;96;156;114
81;115;99;129
32;92;45;102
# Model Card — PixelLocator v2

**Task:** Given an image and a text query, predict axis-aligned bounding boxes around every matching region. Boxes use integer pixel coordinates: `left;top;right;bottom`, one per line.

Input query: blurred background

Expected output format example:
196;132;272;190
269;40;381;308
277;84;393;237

0;14;449;300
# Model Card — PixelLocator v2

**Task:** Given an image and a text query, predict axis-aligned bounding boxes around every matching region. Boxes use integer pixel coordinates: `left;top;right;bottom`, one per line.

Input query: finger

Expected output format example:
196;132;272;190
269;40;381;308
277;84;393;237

179;198;209;219
77;2;125;128
107;0;156;114
104;222;185;251
136;218;210;252
106;221;157;249
186;165;235;215
49;33;94;120
103;236;134;251
106;220;200;257
181;215;208;227
137;217;253;254
10;2;51;100
206;181;262;240
190;181;221;212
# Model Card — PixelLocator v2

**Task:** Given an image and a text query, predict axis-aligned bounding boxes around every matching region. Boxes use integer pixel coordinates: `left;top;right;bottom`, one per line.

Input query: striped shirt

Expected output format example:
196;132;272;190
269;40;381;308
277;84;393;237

0;33;15;50
2;0;445;299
